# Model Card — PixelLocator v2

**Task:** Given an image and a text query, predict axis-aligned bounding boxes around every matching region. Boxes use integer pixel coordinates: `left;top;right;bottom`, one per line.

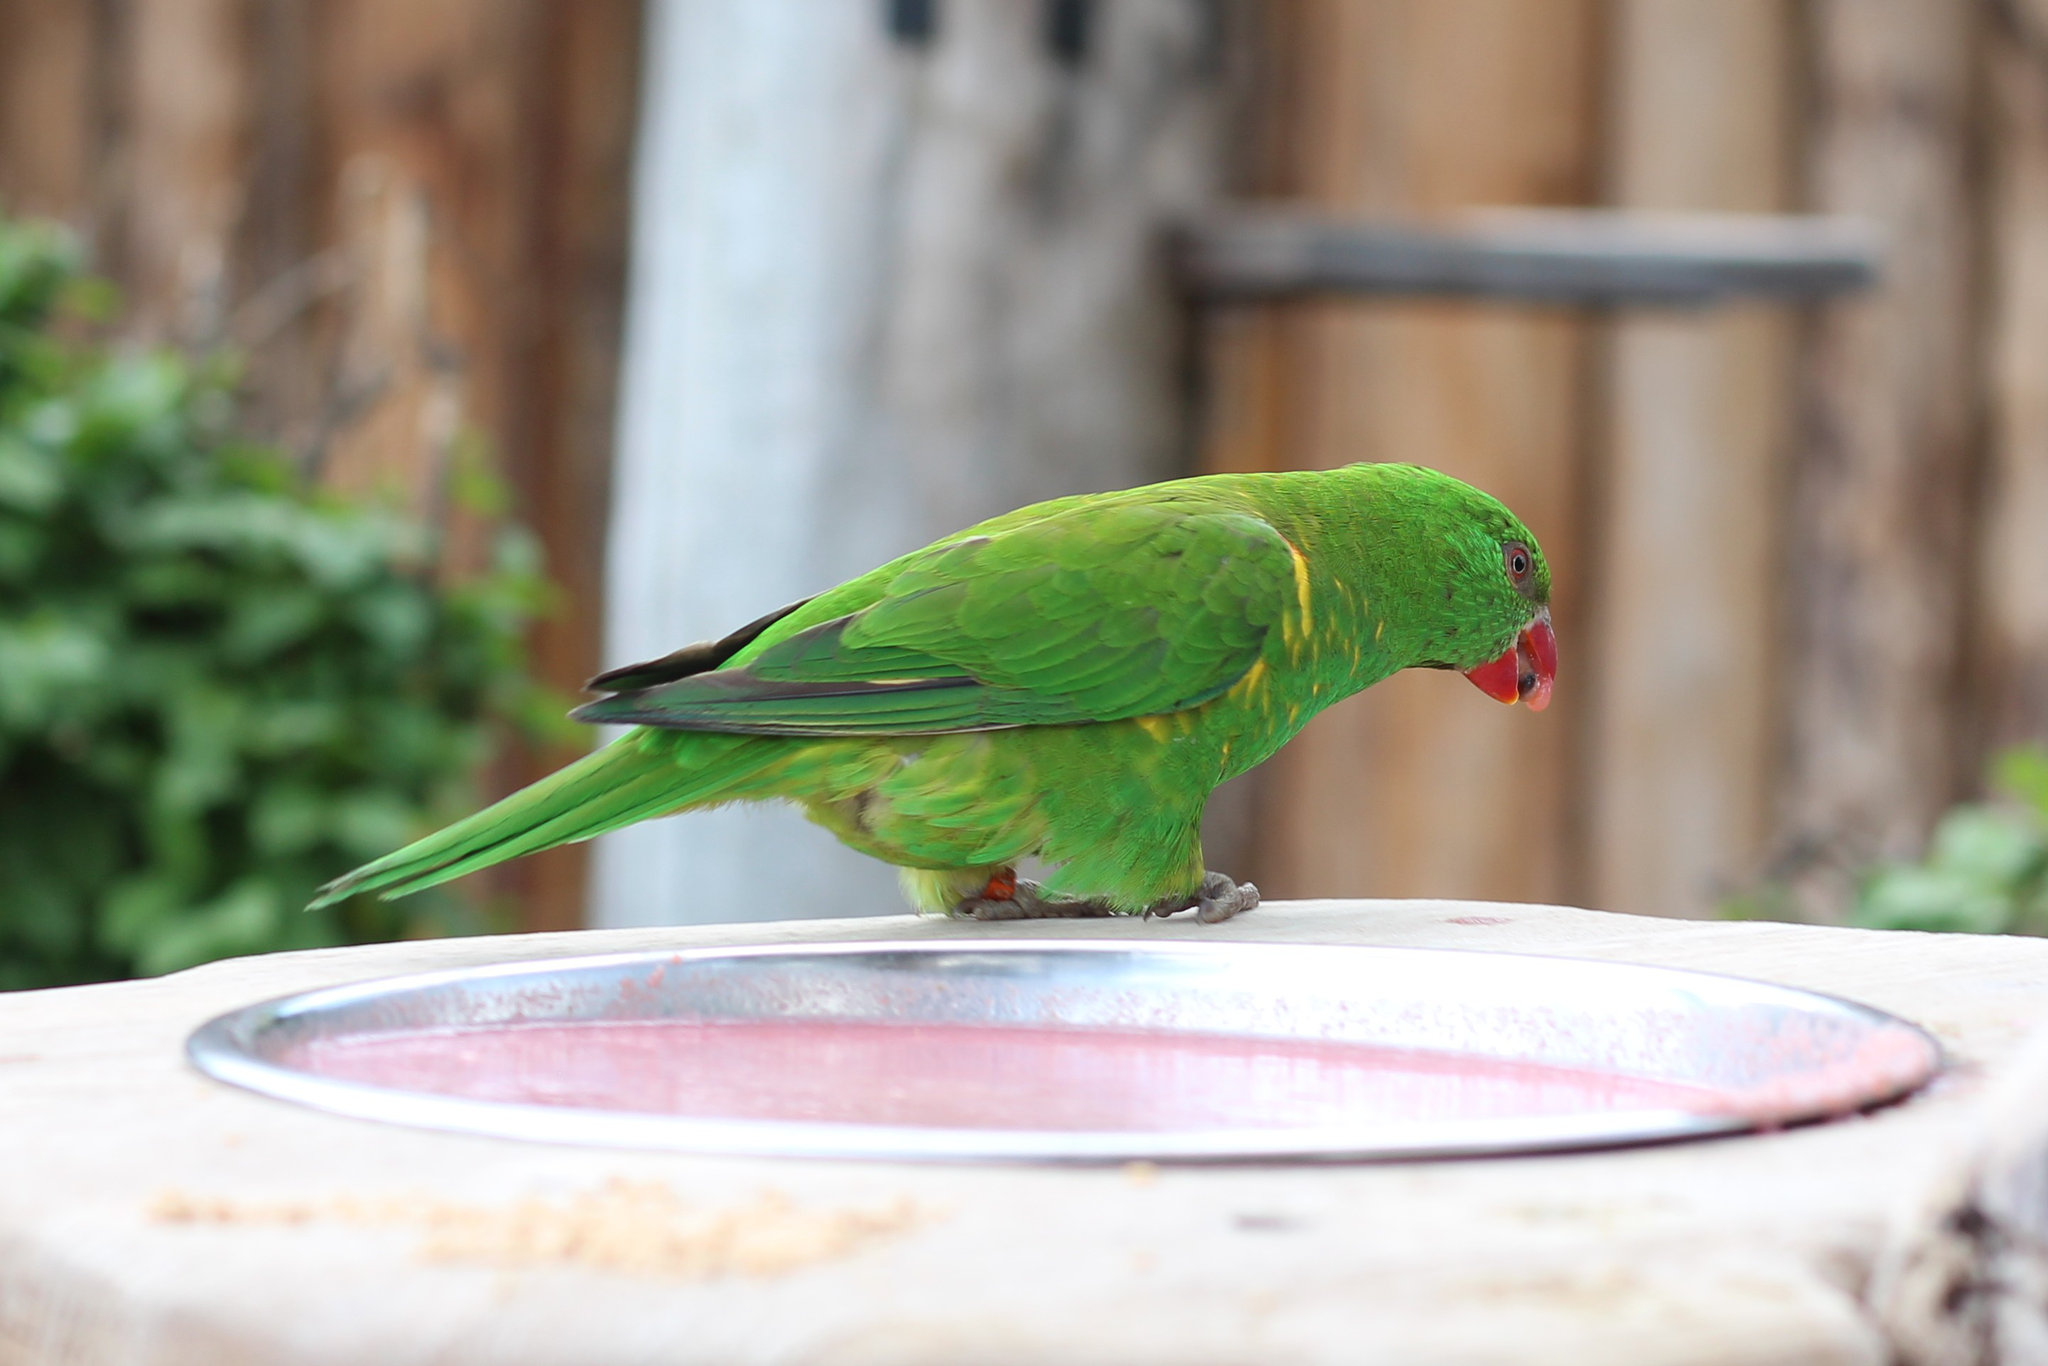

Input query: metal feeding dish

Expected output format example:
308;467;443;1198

187;941;1941;1163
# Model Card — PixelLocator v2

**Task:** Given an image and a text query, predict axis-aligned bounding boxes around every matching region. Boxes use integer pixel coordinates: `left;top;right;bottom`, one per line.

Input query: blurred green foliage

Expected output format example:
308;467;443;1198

1729;746;2048;935
0;219;562;988
1848;748;2048;936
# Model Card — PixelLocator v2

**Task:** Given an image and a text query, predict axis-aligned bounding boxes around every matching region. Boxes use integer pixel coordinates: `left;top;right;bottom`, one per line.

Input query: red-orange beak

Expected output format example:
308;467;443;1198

1462;609;1557;712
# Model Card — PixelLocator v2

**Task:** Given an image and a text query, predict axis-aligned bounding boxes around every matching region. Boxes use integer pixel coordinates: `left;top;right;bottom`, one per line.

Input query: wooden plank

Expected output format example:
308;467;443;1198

1778;0;1981;904
1178;207;1877;305
114;0;253;343
506;0;642;933
1973;0;2048;757
1205;0;1600;904
302;0;529;515
293;0;547;934
0;0;97;221
1585;0;1795;920
222;0;324;449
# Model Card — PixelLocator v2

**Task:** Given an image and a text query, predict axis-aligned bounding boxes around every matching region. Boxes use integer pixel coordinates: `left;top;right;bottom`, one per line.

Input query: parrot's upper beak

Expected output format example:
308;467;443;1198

1462;608;1556;712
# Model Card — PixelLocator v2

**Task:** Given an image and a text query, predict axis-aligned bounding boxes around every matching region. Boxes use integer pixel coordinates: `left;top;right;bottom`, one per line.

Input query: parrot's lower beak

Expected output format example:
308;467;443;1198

1463;609;1557;712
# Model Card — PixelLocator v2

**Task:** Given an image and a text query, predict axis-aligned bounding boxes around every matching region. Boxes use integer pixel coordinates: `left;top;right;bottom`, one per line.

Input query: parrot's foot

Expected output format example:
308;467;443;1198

1144;871;1261;924
952;876;1116;921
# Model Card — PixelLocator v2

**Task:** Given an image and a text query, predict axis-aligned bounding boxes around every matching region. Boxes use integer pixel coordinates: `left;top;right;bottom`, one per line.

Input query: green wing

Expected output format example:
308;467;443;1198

572;499;1294;736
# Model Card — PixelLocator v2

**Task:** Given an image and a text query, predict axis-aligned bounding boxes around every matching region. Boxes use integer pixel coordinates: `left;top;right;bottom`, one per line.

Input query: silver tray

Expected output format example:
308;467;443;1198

187;941;1942;1163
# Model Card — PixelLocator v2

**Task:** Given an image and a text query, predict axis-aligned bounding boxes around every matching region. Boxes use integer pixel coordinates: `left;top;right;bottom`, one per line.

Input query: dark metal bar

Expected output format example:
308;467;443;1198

1177;209;1882;306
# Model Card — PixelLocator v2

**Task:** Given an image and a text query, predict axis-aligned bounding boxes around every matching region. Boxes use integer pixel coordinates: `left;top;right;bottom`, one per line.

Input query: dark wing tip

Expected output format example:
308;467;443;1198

585;645;719;693
569;696;635;725
583;597;814;693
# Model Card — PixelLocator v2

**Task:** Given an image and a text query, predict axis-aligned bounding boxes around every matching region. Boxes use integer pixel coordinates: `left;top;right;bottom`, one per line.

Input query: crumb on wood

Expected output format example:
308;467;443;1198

148;1191;320;1225
146;1180;924;1281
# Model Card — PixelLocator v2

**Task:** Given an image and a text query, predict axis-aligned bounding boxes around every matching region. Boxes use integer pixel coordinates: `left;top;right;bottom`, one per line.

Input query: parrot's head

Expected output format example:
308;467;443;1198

1457;562;1557;713
1376;466;1557;712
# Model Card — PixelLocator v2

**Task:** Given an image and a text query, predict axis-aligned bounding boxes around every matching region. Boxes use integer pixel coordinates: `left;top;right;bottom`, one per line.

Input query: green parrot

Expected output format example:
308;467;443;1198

310;462;1555;922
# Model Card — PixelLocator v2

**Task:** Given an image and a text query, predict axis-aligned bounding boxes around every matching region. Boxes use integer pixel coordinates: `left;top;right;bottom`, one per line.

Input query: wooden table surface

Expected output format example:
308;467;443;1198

2;900;2043;1366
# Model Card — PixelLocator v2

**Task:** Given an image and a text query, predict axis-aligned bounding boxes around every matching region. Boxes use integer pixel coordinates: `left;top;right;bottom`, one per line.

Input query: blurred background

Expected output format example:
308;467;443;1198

2;0;2043;980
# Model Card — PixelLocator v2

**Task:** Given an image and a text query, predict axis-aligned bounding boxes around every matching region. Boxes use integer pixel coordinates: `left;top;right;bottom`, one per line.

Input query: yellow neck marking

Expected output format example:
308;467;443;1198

1227;657;1270;701
1288;543;1315;640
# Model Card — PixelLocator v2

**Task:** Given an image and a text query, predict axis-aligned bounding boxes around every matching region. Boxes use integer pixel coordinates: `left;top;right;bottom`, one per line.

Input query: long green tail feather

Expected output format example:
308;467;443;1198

307;732;768;909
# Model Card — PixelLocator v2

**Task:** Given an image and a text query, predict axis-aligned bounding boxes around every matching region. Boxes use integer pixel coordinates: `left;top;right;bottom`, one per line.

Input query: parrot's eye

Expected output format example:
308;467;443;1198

1504;542;1532;585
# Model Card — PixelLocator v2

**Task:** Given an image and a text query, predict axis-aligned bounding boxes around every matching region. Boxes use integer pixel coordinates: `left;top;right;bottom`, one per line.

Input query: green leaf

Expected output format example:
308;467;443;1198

70;354;190;468
0;515;46;580
447;431;512;517
248;784;330;857
0;435;61;512
98;875;188;957
331;790;419;860
0;616;110;728
134;878;284;977
1996;747;2048;819
348;582;433;655
0;220;77;325
222;585;327;662
1925;806;2046;889
1854;865;2017;935
239;699;346;756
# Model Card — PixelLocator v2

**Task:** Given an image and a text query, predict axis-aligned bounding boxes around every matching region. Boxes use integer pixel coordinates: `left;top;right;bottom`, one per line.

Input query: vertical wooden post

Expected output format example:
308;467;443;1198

1204;0;1601;904
1586;1;1795;918
304;0;535;516
510;1;643;931
0;0;98;222
595;0;1229;925
115;0;252;343
1975;0;2048;755
1780;0;1981;895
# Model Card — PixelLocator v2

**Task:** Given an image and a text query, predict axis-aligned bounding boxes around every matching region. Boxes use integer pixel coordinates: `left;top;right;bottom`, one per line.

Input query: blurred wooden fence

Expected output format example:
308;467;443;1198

1208;0;2045;921
3;0;2044;926
0;0;641;931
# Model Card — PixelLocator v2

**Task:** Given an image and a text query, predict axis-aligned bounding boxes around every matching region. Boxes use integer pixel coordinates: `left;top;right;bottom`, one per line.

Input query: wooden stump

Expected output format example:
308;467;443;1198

1876;1022;2048;1366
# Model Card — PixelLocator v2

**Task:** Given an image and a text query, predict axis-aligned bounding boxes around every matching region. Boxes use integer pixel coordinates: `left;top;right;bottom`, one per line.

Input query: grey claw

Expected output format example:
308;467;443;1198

953;880;1115;920
1142;871;1260;923
956;897;1028;920
1196;871;1260;924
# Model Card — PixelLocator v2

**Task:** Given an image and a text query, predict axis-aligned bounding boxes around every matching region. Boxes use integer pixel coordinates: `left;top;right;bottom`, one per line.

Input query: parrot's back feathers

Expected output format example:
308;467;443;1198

572;502;1296;738
583;596;813;692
